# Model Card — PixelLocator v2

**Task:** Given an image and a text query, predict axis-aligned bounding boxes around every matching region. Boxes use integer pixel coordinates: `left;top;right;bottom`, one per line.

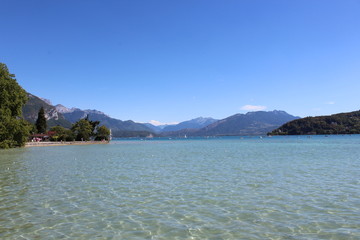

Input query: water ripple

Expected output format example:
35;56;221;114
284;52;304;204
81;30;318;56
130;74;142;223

0;136;359;239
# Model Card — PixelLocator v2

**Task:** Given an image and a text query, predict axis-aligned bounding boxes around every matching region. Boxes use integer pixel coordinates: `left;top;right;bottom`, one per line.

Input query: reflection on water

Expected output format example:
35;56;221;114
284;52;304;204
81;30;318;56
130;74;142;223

1;136;359;239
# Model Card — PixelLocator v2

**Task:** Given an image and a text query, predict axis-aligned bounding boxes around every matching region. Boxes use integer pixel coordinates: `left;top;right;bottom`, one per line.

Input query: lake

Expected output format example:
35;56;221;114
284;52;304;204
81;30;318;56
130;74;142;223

0;136;359;239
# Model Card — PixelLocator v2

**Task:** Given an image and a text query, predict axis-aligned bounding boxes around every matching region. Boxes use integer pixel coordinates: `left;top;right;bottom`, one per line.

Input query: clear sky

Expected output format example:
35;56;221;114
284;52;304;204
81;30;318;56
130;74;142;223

1;0;359;124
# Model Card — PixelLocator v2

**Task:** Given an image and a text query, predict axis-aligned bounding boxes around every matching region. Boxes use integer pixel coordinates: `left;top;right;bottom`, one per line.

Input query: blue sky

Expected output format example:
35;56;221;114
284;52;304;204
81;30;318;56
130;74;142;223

1;0;359;124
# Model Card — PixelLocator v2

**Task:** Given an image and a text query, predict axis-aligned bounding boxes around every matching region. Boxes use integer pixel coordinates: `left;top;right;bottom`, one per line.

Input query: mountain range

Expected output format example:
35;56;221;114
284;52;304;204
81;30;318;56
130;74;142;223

145;117;218;133
22;92;300;137
55;105;152;133
162;111;300;136
23;94;154;137
22;93;72;129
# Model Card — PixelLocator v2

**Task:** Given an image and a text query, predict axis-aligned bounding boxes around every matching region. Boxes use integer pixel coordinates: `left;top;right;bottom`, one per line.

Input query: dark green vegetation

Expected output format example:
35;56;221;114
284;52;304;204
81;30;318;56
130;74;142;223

0;63;111;148
95;125;111;141
48;118;110;142
71;119;93;141
269;110;360;135
71;115;110;141
35;107;47;134
49;126;74;141
0;63;31;148
47;117;110;142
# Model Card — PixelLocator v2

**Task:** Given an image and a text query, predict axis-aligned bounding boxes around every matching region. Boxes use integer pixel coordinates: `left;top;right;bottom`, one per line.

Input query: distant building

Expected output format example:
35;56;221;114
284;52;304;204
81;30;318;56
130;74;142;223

30;131;56;142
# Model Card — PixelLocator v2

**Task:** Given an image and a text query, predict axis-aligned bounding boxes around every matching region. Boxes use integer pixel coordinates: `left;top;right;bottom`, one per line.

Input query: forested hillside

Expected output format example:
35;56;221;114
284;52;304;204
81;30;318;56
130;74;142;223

269;111;360;135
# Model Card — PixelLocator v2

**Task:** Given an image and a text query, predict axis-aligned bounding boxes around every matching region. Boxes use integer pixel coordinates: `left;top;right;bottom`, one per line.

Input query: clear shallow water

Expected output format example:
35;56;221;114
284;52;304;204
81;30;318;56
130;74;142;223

0;136;359;239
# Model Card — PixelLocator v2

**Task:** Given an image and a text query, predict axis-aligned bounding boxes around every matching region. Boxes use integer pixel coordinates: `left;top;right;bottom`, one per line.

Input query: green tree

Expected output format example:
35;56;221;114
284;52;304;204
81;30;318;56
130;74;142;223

0;63;30;148
85;115;100;136
95;125;110;141
35;107;47;134
71;119;93;141
50;125;74;141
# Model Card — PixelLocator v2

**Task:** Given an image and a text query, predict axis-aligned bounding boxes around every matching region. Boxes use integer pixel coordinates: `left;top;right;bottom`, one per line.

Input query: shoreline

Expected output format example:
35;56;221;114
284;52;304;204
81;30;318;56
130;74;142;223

25;141;109;147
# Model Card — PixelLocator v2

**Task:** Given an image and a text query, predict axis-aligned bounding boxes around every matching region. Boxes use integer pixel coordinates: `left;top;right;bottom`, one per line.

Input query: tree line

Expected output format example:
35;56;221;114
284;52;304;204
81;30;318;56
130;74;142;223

0;62;110;149
34;108;110;142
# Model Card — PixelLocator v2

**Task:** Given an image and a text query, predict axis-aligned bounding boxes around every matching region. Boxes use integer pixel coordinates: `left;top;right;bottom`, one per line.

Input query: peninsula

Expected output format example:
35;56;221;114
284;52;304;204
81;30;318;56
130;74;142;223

269;110;360;135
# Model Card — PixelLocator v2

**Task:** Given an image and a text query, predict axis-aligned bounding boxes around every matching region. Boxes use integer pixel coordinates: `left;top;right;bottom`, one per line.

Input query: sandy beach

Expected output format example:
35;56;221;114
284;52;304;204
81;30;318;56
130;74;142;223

25;141;109;147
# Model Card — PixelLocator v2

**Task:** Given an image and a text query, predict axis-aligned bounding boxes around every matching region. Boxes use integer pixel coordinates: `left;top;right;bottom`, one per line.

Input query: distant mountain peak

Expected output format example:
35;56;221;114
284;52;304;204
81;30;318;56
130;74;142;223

23;93;72;129
55;105;108;117
161;117;218;132
55;104;74;113
83;109;108;116
40;97;52;105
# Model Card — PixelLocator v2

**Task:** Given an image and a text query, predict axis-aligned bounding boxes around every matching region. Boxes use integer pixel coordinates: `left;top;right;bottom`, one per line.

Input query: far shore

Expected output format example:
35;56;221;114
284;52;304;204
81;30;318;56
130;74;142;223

25;141;109;147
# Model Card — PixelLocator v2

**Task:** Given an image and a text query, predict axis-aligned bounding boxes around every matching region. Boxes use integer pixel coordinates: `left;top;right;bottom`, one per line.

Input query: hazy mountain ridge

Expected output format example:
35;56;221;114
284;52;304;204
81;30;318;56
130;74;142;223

196;110;300;136
143;123;165;133
163;111;300;136
161;117;217;132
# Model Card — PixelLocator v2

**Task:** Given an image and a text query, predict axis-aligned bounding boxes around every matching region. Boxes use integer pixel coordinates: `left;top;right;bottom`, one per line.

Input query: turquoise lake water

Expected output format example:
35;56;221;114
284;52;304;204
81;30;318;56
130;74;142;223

0;136;359;239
